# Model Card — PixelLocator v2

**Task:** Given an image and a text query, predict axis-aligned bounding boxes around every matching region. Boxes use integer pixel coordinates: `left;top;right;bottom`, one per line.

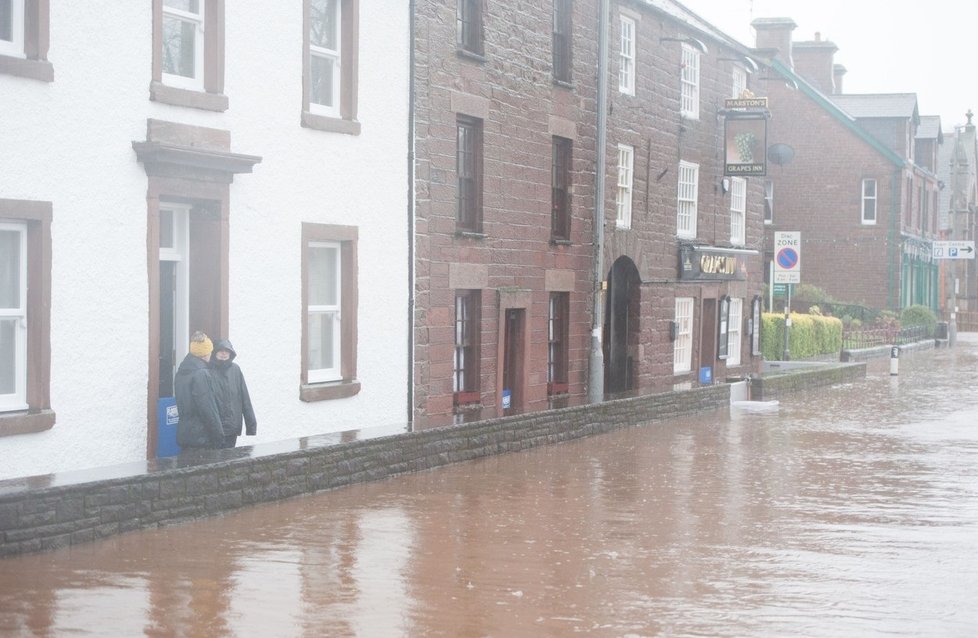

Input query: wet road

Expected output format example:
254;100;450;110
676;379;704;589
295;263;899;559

3;338;978;637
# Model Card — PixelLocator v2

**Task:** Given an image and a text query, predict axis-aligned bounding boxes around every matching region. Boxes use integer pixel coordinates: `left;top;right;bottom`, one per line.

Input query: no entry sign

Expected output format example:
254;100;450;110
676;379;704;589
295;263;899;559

774;231;801;283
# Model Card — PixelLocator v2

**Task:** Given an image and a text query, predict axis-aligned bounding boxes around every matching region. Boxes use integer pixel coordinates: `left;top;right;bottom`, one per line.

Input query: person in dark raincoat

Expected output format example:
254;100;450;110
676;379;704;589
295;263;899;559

209;339;257;448
174;331;224;449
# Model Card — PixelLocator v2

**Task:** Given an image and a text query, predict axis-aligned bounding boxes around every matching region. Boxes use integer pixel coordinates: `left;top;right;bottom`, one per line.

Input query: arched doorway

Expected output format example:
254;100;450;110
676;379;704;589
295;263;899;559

603;256;641;395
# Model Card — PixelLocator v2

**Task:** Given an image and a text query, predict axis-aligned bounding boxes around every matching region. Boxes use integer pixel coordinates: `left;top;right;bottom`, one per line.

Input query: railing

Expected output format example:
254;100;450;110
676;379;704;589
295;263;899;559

842;325;932;350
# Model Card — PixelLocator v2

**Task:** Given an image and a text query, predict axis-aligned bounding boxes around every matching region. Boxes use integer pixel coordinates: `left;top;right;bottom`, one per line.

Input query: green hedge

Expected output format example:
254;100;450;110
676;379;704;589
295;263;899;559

761;312;843;361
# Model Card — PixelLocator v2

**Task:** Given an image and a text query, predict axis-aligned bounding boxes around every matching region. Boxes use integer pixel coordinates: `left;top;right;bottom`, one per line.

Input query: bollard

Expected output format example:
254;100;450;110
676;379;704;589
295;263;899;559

890;346;899;376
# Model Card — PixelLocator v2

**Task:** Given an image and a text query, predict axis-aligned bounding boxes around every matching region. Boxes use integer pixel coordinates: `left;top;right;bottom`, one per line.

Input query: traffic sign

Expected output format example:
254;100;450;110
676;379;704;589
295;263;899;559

932;241;975;260
774;231;801;284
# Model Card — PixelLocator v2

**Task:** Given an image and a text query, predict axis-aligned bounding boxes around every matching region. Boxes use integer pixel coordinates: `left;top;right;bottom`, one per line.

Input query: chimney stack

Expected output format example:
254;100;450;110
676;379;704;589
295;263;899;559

833;64;847;94
752;18;797;68
792;34;838;95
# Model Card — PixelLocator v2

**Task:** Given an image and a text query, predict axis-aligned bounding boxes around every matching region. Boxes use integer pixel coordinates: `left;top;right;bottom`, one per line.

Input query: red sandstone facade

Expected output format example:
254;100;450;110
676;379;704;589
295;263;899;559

413;0;767;425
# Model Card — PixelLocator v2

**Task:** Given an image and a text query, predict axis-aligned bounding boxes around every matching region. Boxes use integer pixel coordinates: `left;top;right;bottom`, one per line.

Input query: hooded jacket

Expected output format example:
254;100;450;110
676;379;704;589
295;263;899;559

209;339;258;437
174;353;224;448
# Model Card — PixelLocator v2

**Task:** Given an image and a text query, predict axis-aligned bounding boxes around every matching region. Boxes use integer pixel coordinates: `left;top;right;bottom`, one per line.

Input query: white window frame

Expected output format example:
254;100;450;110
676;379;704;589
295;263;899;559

158;203;191;368
307;240;342;383
861;178;877;225
677;160;698;239
730;176;746;246
727;298;743;366
680;43;700;119
309;0;342;117
0;223;28;411
673;297;693;374
616;144;634;229
161;0;205;91
0;0;25;58
618;16;635;95
731;65;747;99
763;179;774;224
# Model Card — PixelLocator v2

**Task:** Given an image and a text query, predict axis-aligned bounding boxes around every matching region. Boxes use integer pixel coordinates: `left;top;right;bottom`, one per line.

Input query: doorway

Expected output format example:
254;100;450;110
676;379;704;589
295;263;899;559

604;256;640;395
502;308;525;414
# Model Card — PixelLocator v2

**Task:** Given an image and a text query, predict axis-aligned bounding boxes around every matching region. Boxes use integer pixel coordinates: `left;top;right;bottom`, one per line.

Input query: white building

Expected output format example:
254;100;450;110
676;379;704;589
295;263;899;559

0;0;411;480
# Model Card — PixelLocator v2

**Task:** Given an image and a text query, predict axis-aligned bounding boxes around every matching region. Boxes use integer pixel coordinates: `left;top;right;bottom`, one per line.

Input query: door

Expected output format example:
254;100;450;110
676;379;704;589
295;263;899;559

604;257;639;395
158;203;190;398
502;308;525;414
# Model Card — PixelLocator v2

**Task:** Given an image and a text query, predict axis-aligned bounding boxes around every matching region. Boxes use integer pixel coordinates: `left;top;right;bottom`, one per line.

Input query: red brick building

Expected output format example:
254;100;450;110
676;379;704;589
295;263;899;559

754;19;942;312
412;1;768;425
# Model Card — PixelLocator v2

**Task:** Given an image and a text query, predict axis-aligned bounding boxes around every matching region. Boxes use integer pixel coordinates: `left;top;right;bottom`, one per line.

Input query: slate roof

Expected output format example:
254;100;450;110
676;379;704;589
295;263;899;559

916;115;943;141
831;93;920;123
641;0;751;52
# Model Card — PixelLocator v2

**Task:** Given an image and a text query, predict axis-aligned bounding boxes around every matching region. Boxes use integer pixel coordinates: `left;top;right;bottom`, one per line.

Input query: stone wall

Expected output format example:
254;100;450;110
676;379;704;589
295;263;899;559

1;384;728;557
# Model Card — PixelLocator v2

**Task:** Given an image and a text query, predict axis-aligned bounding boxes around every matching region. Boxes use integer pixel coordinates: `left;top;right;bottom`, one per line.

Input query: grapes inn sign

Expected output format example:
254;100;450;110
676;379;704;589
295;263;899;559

679;245;751;281
722;96;770;176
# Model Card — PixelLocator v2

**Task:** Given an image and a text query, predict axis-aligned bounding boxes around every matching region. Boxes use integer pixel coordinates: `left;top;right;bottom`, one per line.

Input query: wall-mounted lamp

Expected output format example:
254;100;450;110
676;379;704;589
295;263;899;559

659;36;709;54
721;177;731;194
718;55;759;74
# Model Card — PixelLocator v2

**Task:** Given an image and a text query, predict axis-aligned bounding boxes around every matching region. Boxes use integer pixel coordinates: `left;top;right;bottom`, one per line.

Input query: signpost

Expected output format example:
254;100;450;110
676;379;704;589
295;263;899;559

773;232;801;360
932;241;976;260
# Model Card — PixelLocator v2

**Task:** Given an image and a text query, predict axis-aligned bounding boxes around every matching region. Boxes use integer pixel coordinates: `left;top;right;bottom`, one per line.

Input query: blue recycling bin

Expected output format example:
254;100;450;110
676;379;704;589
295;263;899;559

501;389;512;409
157;397;181;458
699;366;712;385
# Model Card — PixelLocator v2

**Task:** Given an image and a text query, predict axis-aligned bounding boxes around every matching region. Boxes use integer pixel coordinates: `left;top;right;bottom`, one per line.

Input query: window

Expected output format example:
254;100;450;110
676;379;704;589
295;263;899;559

616;144;634;229
303;0;360;134
152;0;227;111
0;0;52;81
677;160;698;238
730;176;746;246
920;184;929;233
457;116;484;233
552;136;572;240
301;223;359;401
454;290;481;405
673;297;693;374
457;0;483;56
731;66;747;99
618;15;635;95
0;199;53;436
763;179;773;224
727;297;743;366
548;292;569;396
552;0;572;83
717;296;730;361
680;43;700;118
861;178;877;224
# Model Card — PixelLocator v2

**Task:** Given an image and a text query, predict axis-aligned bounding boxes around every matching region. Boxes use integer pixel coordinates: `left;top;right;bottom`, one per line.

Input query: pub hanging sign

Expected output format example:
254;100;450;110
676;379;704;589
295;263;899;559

679;245;749;281
723;96;769;176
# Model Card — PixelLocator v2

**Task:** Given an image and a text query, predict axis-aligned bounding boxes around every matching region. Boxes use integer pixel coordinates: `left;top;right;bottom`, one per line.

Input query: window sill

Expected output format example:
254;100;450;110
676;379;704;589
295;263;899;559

550;238;572;246
0;55;53;82
454;391;482;407
300;380;361;402
455;230;487;240
301;111;362;135
457;48;486;63
150;81;229;112
553;78;574;90
0;409;56;437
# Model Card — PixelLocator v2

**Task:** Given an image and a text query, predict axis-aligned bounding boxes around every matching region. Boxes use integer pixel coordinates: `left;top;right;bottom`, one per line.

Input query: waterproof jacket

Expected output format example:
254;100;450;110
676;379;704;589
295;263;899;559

210;339;258;437
174;354;224;448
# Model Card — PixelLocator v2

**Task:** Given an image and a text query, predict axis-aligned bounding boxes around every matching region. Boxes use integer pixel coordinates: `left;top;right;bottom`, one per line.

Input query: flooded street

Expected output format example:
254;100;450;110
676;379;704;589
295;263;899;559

3;338;978;637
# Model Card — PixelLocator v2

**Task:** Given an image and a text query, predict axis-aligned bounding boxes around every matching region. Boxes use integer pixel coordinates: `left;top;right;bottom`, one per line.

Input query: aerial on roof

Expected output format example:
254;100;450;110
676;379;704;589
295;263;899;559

831;93;920;121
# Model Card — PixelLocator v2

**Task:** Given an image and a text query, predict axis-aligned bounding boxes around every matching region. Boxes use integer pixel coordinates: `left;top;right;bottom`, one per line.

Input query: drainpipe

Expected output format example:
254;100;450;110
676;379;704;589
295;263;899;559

407;0;416;429
588;0;609;404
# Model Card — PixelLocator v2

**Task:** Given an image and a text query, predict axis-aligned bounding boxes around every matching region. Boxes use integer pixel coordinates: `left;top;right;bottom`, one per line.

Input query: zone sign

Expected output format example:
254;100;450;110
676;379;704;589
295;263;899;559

774;231;801;284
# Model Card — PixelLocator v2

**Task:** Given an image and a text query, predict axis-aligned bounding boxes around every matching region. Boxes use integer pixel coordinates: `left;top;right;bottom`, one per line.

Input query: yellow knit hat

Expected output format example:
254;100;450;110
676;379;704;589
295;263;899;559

189;331;213;358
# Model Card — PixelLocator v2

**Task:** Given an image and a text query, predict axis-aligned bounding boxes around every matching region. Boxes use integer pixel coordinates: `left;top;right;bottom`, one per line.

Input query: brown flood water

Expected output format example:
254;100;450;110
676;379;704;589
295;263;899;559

3;337;978;637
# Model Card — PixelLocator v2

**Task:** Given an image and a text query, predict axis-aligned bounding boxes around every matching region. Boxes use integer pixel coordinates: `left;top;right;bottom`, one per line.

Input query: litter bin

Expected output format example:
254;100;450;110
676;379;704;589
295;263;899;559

157;397;181;458
935;321;949;339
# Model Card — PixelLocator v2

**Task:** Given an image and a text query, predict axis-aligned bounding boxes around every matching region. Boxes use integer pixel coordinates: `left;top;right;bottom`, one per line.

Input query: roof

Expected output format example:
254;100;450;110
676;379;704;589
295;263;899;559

916;115;943;142
831;93;920;123
641;0;752;52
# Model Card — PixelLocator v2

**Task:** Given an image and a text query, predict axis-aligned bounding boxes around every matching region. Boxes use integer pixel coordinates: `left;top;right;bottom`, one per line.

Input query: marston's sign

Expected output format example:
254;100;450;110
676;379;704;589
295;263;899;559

679;245;748;281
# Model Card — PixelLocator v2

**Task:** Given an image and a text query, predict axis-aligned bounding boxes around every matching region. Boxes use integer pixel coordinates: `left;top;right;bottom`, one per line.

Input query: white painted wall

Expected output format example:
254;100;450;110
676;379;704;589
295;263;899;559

0;2;411;480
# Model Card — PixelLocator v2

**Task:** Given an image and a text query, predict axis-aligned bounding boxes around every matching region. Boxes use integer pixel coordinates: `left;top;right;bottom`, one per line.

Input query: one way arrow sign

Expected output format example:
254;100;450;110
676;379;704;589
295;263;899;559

933;241;976;260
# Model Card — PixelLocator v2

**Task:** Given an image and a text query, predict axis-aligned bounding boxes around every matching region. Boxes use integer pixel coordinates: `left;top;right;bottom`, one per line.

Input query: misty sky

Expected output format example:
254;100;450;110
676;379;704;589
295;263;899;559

679;0;977;130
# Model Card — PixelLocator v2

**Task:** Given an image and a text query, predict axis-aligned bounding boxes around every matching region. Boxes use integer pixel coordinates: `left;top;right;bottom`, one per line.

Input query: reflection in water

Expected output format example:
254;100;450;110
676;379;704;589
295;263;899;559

3;338;978;636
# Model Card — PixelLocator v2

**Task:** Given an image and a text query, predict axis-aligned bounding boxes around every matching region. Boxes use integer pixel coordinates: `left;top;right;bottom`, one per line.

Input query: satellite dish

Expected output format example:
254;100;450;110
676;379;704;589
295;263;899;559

768;143;795;166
